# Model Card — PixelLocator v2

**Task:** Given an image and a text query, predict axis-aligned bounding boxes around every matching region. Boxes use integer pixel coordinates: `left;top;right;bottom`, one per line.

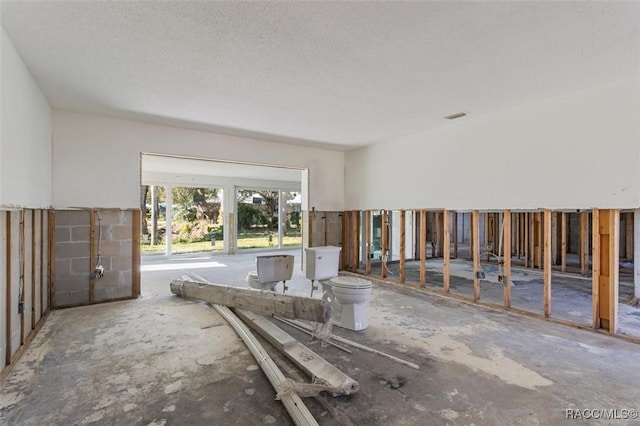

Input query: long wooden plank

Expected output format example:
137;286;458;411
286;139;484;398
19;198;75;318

39;210;44;318
443;210;450;293
626;212;634;262
472;210;480;302
560;212;567;272
419;210;427;287
399;210;406;283
609;210;619;334
351;211;359;272
89;209;96;303
524;213;529;267
214;305;318;426
170;279;332;323
592;209;600;328
503;210;511;308
19;211;25;346
543;209;552;318
235;309;359;396
365;210;371;274
580;211;588;276
381;210;388;279
31;210;36;330
132;209;141;297
5;212;12;366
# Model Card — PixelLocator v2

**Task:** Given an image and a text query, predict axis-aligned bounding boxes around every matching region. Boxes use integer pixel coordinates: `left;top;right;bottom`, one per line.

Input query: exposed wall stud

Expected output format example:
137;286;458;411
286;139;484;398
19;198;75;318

472;210;480;302
592;209;619;333
543;210;552;318
561;212;567;272
443;210;450;293
365;210;371;274
580;211;589;276
503;210;512;308
399;210;406;283
381;210;388;279
420;210;427;287
6;212;12;366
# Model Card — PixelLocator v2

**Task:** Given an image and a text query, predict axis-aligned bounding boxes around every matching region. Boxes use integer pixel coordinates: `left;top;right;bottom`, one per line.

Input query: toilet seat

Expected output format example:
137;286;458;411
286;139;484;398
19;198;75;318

327;276;372;290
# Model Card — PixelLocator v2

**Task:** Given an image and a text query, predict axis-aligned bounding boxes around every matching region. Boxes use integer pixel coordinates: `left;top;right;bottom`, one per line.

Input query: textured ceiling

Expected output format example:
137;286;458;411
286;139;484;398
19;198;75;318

2;1;639;150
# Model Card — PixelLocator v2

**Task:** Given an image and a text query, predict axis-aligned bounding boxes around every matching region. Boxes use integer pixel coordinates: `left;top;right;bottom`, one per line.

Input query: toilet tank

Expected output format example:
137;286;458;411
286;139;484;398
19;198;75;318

305;246;342;281
256;255;294;283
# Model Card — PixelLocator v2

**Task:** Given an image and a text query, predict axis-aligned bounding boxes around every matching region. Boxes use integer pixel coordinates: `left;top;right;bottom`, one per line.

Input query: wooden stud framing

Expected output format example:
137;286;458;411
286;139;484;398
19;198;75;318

443;210;450;293
515;213;521;259
592;209;619;333
484;213;490;262
48;210;55;309
20;211;25;346
625;212;634;262
472;210;480;302
351;211;359;272
524;213;529;267
453;212;458;259
419;210;427;287
39;210;44;318
543;209;552;318
89;209;96;303
580;211;588;276
31;210;36;330
365;210;371;274
399;210;406;283
468;212;474;261
381;210;388;279
132;209;141;298
503;210;511;308
560;212;567;272
6;212;12;366
535;212;543;269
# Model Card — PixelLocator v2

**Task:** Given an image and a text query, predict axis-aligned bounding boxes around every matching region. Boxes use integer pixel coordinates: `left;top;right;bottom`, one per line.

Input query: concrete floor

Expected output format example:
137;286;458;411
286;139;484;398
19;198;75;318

1;249;640;425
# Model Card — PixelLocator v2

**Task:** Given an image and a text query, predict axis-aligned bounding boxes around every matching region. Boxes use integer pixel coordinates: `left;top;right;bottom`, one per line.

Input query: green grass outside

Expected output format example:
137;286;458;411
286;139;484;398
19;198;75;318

141;234;302;255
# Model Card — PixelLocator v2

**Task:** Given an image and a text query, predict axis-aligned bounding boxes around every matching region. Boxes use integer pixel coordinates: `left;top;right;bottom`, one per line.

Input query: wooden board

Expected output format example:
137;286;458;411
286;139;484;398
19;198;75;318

170;279;333;323
443;210;450;293
592;209;601;328
399;210;406;283
560;212;567;272
543;210;552;318
365;210;371;274
503;210;511;308
381;210;388;279
419;210;427;287
235;309;359;396
580;211;589;276
593;209;619;333
5;212;12;366
472;210;480;302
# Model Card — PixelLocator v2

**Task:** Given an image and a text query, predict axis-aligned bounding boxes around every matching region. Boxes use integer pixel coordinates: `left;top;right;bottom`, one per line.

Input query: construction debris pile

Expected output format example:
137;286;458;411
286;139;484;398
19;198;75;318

170;279;418;426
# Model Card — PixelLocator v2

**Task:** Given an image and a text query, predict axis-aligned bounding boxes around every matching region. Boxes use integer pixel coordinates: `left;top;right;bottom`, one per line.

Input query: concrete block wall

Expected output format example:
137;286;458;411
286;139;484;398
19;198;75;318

53;209;136;308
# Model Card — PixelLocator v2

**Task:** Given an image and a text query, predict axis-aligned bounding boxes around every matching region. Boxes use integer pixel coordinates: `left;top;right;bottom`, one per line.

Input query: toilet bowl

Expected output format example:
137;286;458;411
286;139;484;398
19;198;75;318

246;255;294;292
321;276;373;331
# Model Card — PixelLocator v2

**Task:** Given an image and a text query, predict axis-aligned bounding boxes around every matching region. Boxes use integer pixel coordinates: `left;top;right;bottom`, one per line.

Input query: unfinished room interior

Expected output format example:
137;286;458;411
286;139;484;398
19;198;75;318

1;1;639;425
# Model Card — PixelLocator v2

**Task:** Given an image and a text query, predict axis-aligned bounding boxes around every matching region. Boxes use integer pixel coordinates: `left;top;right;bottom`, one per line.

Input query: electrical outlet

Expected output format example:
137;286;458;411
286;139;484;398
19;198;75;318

94;265;104;279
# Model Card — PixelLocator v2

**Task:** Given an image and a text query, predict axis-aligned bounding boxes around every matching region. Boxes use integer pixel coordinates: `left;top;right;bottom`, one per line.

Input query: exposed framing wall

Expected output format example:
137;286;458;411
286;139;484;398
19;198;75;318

0;209;51;375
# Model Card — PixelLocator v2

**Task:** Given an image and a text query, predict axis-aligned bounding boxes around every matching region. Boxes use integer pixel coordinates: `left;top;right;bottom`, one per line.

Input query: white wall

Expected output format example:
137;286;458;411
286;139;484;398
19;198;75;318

345;79;640;211
52;111;345;210
1;27;52;208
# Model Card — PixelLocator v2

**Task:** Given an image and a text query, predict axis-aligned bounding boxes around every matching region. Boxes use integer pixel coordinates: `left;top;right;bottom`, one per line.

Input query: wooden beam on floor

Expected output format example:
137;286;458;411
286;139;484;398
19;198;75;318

472;210;480;302
381;210;388;279
503;210;511;308
419;210;427;287
365;210;371;275
443;209;450;293
580;211;589;276
543;209;552;318
170;280;333;323
399;210;406;283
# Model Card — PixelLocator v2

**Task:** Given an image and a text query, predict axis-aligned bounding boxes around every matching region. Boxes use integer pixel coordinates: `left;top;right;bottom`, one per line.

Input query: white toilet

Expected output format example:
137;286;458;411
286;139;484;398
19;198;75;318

305;246;373;331
246;255;294;293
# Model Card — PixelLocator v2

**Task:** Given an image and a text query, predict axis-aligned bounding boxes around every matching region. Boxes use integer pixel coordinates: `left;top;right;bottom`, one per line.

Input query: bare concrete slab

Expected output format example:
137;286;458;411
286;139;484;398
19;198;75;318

1;251;640;425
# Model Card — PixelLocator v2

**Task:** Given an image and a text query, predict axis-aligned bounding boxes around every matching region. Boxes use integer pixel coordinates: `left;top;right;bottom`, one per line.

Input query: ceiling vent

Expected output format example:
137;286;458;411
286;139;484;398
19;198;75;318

444;112;467;120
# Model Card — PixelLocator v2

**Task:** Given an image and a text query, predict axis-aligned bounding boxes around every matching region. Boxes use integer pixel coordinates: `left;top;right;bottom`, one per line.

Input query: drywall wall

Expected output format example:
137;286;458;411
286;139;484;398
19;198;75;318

1;27;52;208
345;79;640;211
52;111;345;211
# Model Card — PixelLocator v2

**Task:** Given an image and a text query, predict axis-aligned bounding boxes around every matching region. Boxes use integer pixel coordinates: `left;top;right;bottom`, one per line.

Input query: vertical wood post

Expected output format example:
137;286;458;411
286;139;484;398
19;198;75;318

625;212;633;262
381;210;388;279
635;209;640;302
419;210;427;287
592;209;619;333
365;210;371;275
39;210;44;317
543;210;552;318
399;210;406;283
472;210;480;302
524;213;529;267
352;211;359;272
453;212;458;259
503;210;511;308
132;209;141;298
443;210;450;293
560;212;567;272
31;210;36;329
580;211;589;276
6;212;12;366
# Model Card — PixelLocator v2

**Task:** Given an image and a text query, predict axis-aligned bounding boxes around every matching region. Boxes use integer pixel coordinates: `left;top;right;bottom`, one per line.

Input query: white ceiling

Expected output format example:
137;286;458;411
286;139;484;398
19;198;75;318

2;1;639;151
